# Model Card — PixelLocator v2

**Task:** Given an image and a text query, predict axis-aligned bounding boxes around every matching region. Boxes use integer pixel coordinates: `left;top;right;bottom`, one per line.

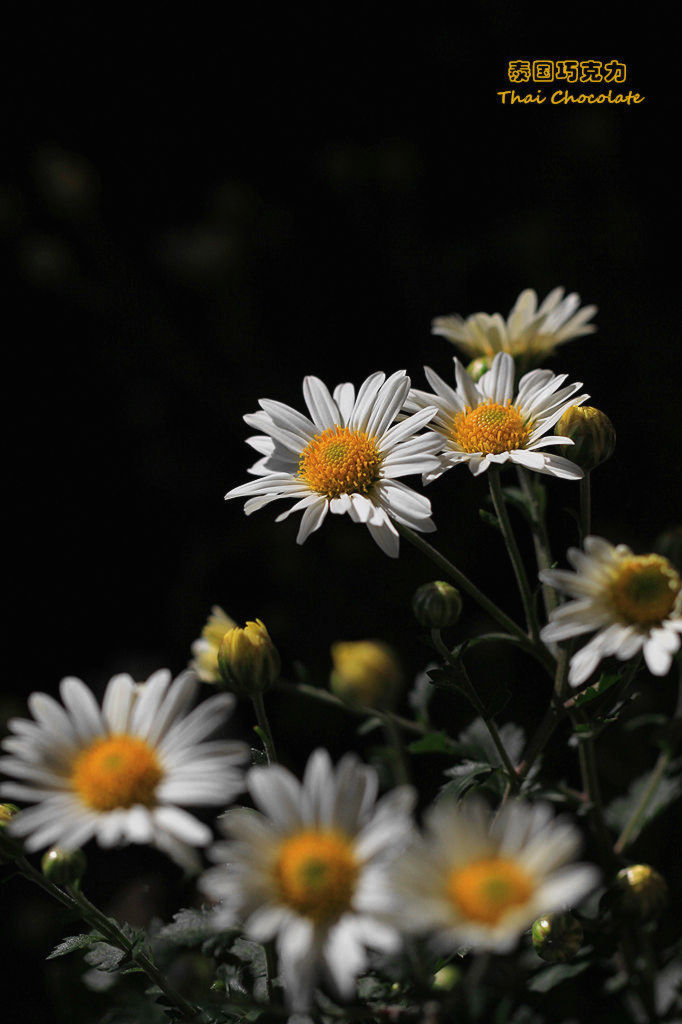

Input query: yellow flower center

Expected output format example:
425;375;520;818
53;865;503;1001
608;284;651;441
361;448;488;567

609;555;680;628
298;426;382;499
450;401;531;455
447;857;534;925
273;829;358;923
71;735;164;812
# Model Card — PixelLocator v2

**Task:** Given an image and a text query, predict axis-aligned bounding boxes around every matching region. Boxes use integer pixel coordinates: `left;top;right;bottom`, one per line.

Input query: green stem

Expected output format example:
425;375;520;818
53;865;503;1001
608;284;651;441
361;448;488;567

579;472;592;541
431;629;519;792
516;467;559;618
251;691;278;764
572;711;616;871
382;713;411;786
614;667;682;856
16;859;201;1022
397;523;555;676
488;467;540;642
274;679;430;736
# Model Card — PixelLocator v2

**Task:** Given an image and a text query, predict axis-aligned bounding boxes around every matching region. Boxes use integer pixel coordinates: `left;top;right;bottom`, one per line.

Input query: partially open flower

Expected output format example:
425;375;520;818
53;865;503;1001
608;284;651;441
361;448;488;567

218;620;281;696
190;605;237;683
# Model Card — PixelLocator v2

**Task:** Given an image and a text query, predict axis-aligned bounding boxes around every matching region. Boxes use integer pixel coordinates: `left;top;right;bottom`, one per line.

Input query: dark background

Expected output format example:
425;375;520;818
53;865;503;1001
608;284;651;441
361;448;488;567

3;12;680;1022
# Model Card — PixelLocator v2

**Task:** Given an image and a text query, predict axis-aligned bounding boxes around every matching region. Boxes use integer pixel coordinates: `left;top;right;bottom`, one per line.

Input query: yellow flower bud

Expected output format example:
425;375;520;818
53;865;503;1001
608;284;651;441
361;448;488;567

190;605;237;683
0;803;21;864
330;640;402;709
557;405;616;473
532;912;583;962
217;619;281;696
613;864;668;922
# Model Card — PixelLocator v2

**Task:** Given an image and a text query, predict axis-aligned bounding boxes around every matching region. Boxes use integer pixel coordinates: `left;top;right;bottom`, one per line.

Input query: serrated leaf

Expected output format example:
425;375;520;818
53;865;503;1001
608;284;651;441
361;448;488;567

408;731;455;754
606;771;682;841
448;717;525;767
159;907;219;947
439;762;494;801
46;932;105;959
527;958;591;992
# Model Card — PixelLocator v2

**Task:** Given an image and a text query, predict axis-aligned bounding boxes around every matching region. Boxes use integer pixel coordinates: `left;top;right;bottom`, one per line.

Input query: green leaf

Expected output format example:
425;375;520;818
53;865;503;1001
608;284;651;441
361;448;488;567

440;762;494;801
448;717;525;767
571;672;622;709
84;941;126;972
606;771;682;842
46;932;105;959
408;731;456;755
527;958;591;992
158;907;220;947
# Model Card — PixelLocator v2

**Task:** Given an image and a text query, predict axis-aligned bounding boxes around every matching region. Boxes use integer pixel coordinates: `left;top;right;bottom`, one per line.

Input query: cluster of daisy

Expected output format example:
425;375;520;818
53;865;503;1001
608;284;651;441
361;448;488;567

0;670;598;1010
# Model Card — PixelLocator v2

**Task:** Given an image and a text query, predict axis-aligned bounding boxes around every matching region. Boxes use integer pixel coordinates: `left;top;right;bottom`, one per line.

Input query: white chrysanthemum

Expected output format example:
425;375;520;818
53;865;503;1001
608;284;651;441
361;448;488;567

432;287;597;365
406;351;588;481
389;798;598;954
225;371;442;557
0;670;248;870
540;536;682;686
200;749;415;1011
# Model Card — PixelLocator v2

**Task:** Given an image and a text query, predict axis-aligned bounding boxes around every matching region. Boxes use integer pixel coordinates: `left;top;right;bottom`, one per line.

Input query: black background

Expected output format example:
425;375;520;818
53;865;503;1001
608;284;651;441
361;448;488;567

3;11;680;1022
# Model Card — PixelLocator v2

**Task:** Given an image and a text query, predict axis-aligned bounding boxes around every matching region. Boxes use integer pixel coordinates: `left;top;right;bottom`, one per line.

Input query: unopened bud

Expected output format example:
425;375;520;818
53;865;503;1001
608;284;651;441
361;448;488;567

41;846;87;886
412;581;463;629
190;605;237;683
217;619;281;696
466;356;492;382
557;406;616;473
330;640;402;709
531;912;583;962
613;864;668;922
0;803;21;863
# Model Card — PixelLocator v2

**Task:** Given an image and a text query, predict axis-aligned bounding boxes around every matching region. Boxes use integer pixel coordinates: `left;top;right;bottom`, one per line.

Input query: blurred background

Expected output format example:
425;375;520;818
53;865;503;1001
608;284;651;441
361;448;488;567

3;11;679;1022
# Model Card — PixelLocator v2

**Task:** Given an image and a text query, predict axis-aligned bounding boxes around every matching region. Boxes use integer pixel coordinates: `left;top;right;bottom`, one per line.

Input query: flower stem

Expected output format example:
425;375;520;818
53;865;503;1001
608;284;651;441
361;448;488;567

431;629;519;792
488;467;540;643
516;467;559;618
274;679;430;736
251;691;278;764
382;713;411;786
579;471;592;541
15;858;201;1023
396;523;555;675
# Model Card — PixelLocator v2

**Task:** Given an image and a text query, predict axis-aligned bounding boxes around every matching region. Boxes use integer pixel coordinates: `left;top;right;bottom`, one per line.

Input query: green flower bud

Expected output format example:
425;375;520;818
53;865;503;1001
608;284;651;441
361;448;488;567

412;581;463;629
0;803;22;864
432;964;461;991
41;846;87;886
557;405;616;473
531;912;583;962
654;526;682;575
330;640;402;709
217;620;281;696
613;864;668;922
466;356;492;382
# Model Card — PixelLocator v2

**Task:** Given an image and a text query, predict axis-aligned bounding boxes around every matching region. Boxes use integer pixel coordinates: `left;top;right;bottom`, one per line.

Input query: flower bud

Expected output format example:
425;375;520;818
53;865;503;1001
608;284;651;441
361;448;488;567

531;912;583;962
432;964;461;991
0;803;22;863
190;605;237;683
556;406;616;473
41;846;87;886
654;526;682;575
412;581;463;629
217;619;281;696
330;640;402;709
466;356;492;382
613;864;668;922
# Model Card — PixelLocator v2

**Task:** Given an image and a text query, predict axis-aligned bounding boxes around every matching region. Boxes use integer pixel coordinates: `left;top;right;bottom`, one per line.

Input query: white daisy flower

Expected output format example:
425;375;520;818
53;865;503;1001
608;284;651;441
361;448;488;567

405;351;588;481
389;798;598;954
200;749;416;1011
0;670;248;870
540;536;682;685
432;287;597;366
225;371;443;557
